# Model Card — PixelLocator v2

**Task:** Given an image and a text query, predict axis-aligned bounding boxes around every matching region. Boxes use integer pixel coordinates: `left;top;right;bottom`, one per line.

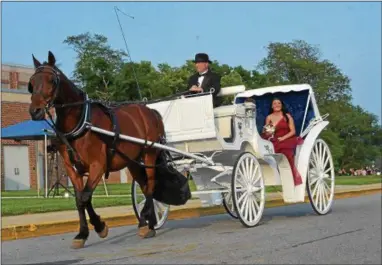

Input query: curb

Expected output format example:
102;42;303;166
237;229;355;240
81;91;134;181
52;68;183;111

2;188;381;241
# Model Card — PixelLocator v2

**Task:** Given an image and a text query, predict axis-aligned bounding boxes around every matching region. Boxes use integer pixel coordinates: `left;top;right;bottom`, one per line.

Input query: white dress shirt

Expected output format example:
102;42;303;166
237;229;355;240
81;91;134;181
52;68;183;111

197;70;208;87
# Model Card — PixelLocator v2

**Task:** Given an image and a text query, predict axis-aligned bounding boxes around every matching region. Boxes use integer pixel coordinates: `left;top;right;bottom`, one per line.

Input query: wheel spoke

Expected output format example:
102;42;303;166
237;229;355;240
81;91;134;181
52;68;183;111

312;150;320;170
154;200;165;214
248;159;254;183
250;196;257;221
241;162;249;184
237;176;247;189
311;179;320;198
138;200;146;211
153;202;161;223
314;184;320;206
309;173;320;186
322;185;329;206
310;157;317;169
321;185;326;211
317;185;321;211
251;165;258;184
318;142;323;166
323;149;330;170
252;173;261;187
324;167;333;174
239;169;249;187
323;180;331;191
237;191;246;205
246;196;252;222
241;195;249;215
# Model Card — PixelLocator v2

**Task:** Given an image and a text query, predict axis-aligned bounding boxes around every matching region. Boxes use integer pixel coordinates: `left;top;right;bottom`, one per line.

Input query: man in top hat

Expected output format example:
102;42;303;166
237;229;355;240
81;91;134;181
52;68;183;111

188;53;222;108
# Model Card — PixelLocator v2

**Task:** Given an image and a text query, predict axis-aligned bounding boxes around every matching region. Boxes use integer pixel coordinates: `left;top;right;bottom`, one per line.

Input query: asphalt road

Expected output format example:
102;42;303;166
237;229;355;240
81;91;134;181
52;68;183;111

2;194;381;264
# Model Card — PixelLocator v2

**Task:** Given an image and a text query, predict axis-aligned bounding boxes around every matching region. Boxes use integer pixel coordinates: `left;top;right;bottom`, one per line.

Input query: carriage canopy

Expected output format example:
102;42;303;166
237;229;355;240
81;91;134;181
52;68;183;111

234;84;321;136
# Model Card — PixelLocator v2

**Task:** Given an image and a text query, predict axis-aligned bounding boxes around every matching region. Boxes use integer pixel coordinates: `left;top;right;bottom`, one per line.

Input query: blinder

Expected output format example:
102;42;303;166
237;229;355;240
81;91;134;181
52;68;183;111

28;82;33;93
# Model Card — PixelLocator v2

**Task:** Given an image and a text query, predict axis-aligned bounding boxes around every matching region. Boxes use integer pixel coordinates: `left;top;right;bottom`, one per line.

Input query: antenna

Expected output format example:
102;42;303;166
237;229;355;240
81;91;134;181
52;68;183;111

114;6;142;100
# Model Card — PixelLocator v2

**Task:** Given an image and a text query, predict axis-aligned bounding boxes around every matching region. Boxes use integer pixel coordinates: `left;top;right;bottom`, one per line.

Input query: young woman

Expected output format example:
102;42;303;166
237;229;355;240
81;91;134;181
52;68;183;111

261;98;304;186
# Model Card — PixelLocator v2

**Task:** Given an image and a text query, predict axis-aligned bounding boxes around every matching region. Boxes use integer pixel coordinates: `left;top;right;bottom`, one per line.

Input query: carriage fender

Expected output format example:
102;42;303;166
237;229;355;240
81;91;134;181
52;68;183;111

296;121;329;183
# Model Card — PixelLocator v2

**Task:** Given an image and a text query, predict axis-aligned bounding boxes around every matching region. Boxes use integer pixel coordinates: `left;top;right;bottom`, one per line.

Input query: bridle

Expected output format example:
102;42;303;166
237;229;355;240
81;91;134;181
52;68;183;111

28;65;61;112
28;64;91;135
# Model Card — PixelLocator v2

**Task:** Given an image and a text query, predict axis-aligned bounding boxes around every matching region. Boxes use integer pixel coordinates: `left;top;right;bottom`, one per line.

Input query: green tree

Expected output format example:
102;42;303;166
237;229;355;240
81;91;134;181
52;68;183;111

258;40;352;104
63;32;126;99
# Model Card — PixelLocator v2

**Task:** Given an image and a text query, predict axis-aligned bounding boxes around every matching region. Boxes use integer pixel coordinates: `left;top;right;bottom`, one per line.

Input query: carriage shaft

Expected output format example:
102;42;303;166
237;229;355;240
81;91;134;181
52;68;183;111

87;125;215;166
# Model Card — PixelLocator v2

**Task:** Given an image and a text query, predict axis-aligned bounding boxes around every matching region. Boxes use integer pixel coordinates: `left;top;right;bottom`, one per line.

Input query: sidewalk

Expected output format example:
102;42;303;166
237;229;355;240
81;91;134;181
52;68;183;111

2;183;380;229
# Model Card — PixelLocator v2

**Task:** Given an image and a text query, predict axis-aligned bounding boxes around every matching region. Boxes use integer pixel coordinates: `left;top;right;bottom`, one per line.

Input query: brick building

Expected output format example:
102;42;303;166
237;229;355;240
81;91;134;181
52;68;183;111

1;63;130;191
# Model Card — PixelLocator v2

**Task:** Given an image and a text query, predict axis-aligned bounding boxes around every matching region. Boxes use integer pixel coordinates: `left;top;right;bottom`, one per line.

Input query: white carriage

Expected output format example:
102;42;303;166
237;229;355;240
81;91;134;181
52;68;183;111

129;84;336;229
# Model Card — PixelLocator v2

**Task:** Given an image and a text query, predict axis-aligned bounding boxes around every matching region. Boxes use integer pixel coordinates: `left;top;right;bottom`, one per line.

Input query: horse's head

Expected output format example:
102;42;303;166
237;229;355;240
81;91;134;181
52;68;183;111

28;51;61;120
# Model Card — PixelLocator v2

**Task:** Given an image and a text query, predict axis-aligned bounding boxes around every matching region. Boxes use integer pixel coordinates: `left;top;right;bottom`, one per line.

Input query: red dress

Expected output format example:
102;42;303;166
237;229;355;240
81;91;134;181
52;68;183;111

262;117;303;186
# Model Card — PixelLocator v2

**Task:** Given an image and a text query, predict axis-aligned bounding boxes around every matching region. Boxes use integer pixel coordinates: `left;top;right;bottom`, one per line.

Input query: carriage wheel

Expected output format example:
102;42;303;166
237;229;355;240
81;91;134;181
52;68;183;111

222;191;238;219
131;180;170;230
306;139;335;215
231;152;265;228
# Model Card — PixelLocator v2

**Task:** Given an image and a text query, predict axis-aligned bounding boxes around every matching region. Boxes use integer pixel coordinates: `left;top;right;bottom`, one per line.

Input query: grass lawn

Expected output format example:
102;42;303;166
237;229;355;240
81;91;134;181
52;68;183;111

1;176;380;216
335;175;381;185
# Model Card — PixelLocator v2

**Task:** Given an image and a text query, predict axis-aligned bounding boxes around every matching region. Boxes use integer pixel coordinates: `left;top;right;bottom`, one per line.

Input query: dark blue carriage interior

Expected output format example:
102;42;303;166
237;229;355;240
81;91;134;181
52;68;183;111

235;90;316;137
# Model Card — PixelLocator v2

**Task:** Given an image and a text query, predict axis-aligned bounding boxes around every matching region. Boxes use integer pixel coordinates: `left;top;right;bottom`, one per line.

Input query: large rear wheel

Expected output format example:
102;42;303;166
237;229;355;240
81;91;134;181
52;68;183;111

306;139;335;215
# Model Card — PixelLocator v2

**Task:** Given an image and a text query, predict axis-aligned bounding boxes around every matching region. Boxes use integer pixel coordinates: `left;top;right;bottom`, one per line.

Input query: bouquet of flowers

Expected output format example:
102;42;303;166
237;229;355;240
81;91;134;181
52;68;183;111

262;122;276;140
263;123;275;135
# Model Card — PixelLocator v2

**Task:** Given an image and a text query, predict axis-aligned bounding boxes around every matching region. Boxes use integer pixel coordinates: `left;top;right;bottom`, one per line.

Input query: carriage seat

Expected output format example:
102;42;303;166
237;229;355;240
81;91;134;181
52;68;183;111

214;105;236;139
213;85;245;140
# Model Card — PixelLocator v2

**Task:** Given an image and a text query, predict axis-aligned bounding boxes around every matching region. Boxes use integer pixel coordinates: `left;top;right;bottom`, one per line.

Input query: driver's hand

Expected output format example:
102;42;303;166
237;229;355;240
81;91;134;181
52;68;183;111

189;85;203;92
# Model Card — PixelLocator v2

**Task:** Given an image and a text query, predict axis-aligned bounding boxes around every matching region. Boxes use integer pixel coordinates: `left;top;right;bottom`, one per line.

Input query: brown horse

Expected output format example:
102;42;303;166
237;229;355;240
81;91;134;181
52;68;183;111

28;51;166;249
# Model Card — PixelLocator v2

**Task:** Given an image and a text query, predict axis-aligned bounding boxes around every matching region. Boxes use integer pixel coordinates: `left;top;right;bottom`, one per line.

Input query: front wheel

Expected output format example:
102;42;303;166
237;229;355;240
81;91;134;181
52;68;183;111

131;180;170;230
231;152;265;228
222;191;238;219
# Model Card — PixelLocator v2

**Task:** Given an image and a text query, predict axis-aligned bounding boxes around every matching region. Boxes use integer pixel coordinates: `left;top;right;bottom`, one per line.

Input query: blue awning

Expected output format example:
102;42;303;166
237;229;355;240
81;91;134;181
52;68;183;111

1;120;56;141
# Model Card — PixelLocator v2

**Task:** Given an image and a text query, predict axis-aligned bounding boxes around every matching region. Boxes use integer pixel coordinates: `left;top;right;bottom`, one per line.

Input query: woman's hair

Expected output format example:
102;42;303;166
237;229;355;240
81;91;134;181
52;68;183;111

268;97;289;123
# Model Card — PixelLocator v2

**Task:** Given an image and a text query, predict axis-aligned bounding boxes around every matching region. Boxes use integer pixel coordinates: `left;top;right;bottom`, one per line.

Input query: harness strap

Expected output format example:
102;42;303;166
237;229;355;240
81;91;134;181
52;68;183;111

45;111;86;176
104;108;120;179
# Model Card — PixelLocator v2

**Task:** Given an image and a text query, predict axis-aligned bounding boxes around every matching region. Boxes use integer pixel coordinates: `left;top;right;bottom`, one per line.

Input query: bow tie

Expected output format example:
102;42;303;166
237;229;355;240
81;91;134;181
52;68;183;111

198;72;207;77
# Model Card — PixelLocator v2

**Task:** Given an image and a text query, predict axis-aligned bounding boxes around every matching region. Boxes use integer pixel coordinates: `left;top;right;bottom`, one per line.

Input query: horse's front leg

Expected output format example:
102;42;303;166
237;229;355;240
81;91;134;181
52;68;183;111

85;162;109;240
138;151;158;238
63;166;89;249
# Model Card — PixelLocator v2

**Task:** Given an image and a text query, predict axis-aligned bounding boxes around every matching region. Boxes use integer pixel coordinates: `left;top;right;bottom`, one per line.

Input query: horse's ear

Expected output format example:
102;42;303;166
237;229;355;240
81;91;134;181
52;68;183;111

48;51;56;66
32;54;41;68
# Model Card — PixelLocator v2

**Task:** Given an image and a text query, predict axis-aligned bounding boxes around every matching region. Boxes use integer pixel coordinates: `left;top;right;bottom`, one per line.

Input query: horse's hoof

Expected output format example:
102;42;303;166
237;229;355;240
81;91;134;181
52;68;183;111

97;224;109;239
71;239;86;249
138;226;156;239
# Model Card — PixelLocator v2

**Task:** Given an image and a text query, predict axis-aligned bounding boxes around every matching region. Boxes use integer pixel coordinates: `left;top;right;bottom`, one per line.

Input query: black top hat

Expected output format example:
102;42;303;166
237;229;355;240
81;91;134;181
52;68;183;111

193;53;212;63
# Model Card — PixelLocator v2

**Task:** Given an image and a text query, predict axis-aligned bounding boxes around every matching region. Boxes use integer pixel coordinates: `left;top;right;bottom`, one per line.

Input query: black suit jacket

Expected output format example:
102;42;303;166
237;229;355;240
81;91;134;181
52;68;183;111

187;70;222;108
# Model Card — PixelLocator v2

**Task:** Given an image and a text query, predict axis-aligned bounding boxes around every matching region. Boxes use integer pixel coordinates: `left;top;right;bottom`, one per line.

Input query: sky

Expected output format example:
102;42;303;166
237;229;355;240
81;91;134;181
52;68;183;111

1;1;381;123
